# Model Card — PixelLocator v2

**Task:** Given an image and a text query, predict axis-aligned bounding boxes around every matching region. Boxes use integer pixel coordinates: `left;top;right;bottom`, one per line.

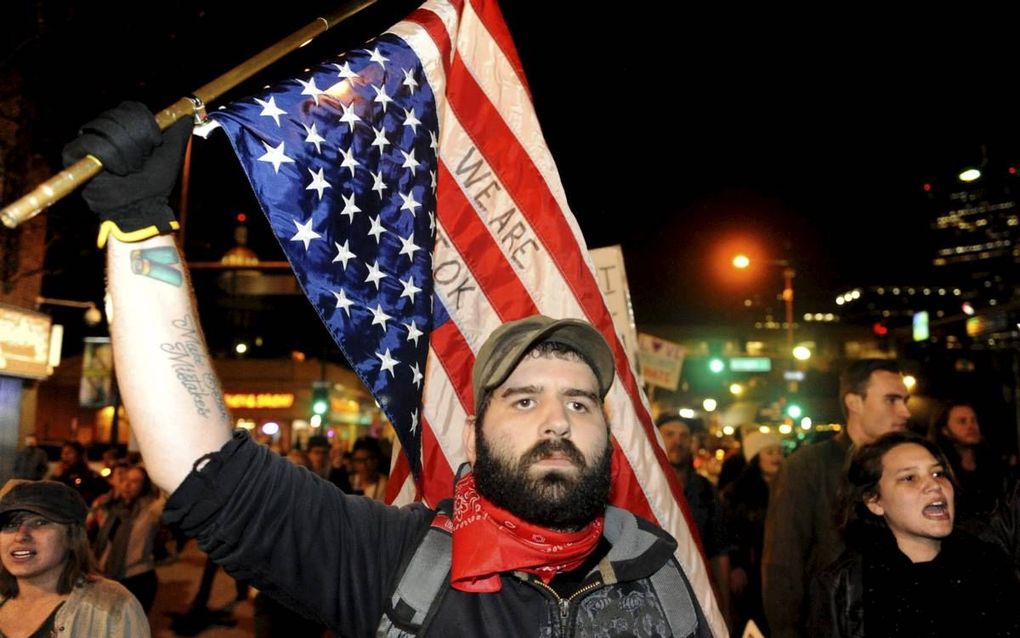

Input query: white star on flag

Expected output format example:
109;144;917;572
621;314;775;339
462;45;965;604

402;107;421;132
302;123;325;153
290;217;321;250
255;96;287;126
376;348;399;378
409;363;423;389
306;167;331;199
403;320;424;346
368;304;392;331
298;77;324;105
364;260;387;289
371;171;387;197
257;141;295;173
373;85;395;112
402;68;418;94
397;233;420;261
339;193;361;221
399;276;422;302
367;47;389;66
339;101;361;130
331;288;354;316
400;149;420;174
367;215;386;243
334;61;359;81
339;146;361;176
332;240;356;269
371;127;391;153
399;191;421;215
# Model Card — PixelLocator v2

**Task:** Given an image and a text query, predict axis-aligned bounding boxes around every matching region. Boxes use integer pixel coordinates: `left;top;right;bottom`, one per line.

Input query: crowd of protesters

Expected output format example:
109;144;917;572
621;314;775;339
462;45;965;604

10;358;1020;638
10;352;1020;638
646;356;1020;637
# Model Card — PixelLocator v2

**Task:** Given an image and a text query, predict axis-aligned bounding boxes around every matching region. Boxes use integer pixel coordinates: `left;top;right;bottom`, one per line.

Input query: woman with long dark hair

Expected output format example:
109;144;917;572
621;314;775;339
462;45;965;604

809;431;1020;637
0;480;148;636
92;465;164;612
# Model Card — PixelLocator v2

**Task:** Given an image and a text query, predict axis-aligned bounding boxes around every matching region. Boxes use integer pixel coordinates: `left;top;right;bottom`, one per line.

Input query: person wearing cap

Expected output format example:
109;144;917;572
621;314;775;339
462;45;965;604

656;414;733;628
69;101;713;636
721;429;783;635
0;480;149;637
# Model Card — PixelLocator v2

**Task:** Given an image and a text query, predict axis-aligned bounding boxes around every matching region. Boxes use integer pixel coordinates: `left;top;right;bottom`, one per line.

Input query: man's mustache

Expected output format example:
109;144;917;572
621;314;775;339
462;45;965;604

519;439;586;469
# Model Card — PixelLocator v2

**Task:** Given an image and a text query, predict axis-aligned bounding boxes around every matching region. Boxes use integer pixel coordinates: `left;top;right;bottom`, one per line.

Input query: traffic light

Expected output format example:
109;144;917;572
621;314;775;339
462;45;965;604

311;382;329;417
786;403;803;419
708;358;725;374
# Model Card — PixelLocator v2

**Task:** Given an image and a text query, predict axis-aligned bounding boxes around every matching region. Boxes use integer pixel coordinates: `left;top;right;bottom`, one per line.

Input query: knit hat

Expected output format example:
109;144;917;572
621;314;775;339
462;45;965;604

742;430;782;462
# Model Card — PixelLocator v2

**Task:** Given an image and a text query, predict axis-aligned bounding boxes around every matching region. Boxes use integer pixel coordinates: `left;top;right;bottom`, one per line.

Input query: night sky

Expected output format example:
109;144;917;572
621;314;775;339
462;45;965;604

9;2;1020;329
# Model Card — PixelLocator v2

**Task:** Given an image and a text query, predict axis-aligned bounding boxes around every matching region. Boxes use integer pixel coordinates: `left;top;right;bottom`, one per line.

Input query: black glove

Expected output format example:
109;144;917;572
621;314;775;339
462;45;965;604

62;101;193;248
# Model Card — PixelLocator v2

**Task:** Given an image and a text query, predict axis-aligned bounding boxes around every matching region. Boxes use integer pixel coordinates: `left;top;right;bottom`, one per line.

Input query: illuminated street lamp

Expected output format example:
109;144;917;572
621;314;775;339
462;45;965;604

732;254;796;360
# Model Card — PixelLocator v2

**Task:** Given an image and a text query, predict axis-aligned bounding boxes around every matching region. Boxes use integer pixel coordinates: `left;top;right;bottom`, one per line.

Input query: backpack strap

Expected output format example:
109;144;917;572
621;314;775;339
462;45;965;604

377;499;453;636
648;558;701;638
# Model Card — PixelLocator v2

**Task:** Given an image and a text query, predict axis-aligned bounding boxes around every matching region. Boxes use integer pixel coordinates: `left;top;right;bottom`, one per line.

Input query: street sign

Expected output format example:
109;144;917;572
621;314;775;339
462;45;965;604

730;357;771;372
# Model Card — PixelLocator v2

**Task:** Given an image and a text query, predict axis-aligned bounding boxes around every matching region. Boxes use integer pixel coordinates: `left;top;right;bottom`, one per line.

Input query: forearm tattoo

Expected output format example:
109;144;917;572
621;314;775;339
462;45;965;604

159;316;229;420
131;246;183;286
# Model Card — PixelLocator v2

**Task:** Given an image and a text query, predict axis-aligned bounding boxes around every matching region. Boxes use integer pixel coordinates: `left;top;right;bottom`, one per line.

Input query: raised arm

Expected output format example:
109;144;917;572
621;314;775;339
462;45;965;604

63;102;230;492
107;234;231;492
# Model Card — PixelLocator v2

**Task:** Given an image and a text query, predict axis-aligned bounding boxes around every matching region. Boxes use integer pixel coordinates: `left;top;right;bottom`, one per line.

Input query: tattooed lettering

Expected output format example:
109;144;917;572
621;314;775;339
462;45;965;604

160;316;228;419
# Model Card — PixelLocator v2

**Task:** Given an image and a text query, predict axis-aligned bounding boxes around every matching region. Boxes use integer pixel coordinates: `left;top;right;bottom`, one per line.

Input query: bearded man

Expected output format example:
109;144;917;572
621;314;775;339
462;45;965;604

65;102;711;637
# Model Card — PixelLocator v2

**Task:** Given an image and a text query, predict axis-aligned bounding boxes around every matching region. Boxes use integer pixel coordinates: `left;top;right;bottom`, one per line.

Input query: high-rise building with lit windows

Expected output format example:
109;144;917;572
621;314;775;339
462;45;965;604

927;157;1020;290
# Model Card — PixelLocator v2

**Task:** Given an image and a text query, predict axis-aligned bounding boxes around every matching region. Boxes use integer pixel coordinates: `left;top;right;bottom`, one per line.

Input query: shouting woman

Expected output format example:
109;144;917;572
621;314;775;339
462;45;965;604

809;431;1020;637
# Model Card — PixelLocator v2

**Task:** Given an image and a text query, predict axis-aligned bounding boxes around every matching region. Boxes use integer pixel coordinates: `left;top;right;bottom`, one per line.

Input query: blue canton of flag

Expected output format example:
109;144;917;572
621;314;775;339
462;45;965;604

209;35;440;477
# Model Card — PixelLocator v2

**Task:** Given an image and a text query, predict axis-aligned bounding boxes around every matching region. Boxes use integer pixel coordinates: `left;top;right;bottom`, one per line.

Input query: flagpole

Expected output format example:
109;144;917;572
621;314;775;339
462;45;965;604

0;0;377;230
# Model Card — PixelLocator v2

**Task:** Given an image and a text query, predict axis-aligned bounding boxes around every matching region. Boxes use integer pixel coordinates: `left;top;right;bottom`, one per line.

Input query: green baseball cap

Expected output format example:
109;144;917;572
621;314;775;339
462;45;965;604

471;315;615;412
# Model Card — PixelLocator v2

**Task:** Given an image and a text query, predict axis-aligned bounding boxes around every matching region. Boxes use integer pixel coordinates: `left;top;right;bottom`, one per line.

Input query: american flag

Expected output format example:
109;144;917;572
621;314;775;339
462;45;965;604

207;0;725;634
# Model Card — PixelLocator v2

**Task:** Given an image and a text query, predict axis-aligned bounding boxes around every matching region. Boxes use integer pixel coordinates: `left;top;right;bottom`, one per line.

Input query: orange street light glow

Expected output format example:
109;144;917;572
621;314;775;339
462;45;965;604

732;254;750;269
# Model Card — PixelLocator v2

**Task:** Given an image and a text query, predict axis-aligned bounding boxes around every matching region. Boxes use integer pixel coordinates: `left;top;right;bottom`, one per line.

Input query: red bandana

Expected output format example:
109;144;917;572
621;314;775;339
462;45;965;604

449;472;604;593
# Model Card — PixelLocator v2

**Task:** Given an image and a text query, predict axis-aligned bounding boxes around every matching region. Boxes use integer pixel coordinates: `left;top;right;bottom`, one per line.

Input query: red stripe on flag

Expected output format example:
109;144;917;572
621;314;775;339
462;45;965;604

608;440;654;519
385;452;414;504
406;6;455;77
428;319;476;413
420;414;455;506
435;161;538;321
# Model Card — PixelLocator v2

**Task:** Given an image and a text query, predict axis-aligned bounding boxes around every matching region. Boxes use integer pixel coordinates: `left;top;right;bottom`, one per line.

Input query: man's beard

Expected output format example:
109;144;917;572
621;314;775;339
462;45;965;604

473;427;612;531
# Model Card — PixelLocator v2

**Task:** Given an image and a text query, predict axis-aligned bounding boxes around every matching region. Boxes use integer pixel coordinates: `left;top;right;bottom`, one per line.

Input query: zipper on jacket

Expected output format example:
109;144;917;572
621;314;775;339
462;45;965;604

530;578;603;636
